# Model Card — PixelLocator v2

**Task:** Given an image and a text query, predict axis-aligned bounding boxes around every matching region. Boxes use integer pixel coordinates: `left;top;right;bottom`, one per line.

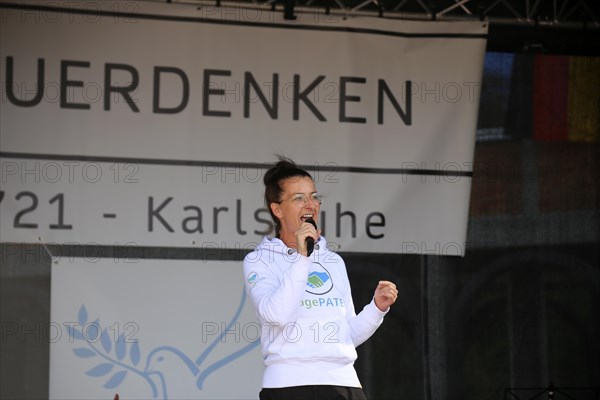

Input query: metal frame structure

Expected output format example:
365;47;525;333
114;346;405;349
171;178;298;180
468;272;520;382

157;0;600;53
162;0;599;27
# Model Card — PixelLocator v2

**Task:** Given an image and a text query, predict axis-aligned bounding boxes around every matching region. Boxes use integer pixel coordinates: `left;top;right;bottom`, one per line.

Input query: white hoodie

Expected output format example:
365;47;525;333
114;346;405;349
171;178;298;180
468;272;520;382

243;236;387;388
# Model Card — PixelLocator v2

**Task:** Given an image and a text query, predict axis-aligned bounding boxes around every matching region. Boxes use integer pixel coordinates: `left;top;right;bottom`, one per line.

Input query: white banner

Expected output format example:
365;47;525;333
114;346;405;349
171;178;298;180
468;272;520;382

50;258;263;399
0;0;487;255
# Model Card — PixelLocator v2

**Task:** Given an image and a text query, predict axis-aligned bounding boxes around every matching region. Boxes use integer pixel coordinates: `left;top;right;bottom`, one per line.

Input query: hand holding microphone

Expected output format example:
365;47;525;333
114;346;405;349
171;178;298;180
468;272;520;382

305;218;317;257
295;218;320;257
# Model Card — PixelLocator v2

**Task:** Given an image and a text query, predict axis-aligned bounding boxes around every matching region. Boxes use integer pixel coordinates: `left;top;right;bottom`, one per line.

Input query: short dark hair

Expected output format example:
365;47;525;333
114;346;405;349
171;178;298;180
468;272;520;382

263;156;312;236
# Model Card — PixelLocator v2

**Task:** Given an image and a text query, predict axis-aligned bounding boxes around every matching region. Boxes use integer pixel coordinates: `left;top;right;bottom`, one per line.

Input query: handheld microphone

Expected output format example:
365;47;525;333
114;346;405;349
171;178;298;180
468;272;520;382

305;218;317;257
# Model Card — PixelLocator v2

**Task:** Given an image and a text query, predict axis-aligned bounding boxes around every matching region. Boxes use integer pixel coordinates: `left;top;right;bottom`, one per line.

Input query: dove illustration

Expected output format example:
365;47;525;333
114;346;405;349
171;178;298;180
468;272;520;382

141;289;259;398
145;346;200;399
194;289;259;390
72;287;260;399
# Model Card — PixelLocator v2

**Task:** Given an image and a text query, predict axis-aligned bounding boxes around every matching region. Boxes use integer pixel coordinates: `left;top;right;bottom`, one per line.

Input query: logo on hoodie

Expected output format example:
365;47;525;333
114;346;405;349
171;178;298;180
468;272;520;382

247;271;259;285
305;263;333;295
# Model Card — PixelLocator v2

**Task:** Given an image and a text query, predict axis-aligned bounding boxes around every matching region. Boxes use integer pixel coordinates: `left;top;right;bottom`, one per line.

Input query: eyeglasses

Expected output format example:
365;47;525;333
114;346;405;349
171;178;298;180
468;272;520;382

278;193;324;207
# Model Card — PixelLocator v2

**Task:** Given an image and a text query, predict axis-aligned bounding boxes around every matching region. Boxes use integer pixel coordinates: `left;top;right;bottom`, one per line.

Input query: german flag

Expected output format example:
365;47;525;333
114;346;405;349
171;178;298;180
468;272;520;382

533;55;600;142
470;53;599;217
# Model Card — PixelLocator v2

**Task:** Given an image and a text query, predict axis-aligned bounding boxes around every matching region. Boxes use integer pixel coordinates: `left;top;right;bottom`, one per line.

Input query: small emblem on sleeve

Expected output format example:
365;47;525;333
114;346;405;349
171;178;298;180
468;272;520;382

247;271;258;285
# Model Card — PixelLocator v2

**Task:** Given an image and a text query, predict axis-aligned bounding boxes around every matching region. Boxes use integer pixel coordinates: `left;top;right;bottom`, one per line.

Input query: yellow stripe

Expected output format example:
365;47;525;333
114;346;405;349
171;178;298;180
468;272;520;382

568;56;600;142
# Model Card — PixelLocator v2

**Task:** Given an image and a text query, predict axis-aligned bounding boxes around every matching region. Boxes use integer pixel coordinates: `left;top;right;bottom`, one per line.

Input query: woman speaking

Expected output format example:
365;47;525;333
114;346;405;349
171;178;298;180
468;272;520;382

243;157;397;400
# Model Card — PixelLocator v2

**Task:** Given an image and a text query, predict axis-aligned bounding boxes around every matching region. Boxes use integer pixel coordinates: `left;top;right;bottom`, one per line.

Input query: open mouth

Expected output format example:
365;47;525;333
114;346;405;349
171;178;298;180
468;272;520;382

300;214;314;223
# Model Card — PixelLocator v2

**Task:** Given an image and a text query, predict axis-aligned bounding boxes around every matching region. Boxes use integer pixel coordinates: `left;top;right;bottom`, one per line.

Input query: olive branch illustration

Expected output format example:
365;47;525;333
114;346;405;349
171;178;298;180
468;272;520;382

68;289;259;398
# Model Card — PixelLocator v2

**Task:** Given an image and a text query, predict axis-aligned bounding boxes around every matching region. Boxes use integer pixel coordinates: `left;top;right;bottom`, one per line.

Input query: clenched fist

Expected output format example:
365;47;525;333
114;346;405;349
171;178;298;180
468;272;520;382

374;281;398;312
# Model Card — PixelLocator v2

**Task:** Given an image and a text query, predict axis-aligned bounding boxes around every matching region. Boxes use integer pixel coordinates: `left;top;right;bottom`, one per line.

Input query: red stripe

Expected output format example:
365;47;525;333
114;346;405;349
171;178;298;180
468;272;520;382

533;55;569;141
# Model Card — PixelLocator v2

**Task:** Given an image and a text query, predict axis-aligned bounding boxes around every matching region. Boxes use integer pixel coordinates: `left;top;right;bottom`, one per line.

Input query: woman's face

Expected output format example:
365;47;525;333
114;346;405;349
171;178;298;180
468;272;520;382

271;176;320;238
